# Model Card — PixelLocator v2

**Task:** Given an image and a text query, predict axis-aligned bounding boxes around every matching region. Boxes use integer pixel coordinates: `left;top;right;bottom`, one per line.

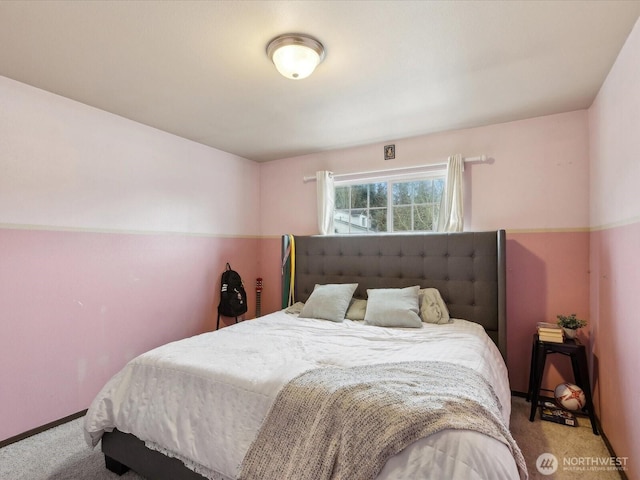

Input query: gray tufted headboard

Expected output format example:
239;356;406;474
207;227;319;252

286;230;506;359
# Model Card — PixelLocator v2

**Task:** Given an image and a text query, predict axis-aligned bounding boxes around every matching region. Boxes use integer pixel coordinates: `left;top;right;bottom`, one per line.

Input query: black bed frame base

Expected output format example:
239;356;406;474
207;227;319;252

103;430;208;479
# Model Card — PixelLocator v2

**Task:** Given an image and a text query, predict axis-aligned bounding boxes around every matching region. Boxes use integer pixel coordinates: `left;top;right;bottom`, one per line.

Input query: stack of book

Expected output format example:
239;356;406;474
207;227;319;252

537;322;564;343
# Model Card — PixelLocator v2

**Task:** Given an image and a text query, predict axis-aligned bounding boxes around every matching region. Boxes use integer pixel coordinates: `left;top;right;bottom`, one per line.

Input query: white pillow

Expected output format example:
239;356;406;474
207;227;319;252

419;288;450;324
345;299;367;321
364;286;422;328
299;283;358;322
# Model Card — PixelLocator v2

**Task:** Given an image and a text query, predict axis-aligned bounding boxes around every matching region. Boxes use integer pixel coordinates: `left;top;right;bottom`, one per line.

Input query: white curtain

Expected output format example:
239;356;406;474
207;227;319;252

316;170;335;235
436;154;464;232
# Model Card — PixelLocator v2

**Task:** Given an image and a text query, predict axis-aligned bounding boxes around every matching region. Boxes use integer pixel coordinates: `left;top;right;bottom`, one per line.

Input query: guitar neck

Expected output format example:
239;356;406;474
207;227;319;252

255;278;263;318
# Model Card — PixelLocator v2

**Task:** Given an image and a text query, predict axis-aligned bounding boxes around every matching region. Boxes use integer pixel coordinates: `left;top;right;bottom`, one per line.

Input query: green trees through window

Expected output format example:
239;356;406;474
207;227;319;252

334;176;444;233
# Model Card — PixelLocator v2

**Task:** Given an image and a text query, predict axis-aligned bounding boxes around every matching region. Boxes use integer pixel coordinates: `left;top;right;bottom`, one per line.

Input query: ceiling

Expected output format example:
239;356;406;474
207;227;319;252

1;1;639;162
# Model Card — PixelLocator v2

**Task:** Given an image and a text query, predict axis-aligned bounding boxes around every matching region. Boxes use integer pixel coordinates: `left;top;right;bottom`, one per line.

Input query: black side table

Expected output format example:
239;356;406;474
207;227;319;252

527;333;599;435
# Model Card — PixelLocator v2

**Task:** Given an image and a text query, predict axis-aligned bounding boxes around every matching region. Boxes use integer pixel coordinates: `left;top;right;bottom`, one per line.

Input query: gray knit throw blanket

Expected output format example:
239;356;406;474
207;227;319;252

237;361;527;480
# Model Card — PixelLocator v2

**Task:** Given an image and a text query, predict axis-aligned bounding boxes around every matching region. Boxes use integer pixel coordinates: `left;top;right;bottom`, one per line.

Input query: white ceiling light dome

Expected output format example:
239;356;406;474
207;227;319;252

266;33;326;80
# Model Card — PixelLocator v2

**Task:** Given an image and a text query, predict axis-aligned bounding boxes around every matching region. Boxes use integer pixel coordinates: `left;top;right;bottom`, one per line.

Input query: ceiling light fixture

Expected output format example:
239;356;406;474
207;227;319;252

266;33;325;80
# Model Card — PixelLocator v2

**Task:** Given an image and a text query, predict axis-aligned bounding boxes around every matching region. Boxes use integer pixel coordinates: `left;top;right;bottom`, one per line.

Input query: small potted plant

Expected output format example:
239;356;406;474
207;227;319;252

557;313;587;339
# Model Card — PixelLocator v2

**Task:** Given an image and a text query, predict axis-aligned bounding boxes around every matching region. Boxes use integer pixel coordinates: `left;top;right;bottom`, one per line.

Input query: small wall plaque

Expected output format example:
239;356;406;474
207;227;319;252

384;144;395;160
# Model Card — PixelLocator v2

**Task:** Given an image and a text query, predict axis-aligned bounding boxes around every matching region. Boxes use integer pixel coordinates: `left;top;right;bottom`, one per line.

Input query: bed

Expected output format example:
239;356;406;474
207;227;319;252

84;230;527;480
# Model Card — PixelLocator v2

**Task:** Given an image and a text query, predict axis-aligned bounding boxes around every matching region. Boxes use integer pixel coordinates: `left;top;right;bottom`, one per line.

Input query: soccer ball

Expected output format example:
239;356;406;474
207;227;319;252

554;383;586;411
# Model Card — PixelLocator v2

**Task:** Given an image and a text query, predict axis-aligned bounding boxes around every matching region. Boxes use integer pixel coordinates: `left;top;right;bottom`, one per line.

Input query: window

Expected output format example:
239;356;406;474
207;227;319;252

334;173;445;234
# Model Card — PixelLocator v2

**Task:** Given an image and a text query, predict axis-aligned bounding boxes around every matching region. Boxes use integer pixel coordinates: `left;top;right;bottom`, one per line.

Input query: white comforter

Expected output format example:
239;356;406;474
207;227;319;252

84;312;522;480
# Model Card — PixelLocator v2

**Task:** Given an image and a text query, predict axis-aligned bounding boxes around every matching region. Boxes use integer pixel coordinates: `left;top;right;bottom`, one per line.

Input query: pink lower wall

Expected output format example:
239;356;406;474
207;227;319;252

589;223;640;476
0;228;259;441
0;224;593;442
258;236;287;316
506;231;590;393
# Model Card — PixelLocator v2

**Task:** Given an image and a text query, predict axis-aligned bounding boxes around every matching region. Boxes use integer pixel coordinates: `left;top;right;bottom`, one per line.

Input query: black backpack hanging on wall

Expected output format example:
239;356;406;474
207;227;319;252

216;263;247;329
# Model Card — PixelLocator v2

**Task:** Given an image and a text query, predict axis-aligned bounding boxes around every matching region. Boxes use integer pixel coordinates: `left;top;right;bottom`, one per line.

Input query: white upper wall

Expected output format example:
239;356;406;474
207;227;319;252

1;66;596;239
0;76;260;236
589;18;640;229
260;110;590;235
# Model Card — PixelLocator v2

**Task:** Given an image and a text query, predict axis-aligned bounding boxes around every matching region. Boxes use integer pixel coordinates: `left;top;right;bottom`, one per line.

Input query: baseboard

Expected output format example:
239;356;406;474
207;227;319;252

0;409;87;448
598;429;628;480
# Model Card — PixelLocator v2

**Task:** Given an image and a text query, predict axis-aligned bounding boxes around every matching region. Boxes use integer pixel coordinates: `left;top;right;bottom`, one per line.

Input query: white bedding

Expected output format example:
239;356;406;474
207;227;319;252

84;311;523;480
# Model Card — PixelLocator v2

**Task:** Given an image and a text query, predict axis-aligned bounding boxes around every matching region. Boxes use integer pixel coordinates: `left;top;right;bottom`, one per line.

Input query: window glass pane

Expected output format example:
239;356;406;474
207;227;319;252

413;180;431;204
335;186;349;210
393;205;412;231
368;182;387;208
434;178;444;198
349;209;369;232
370;208;387;232
333;209;351;233
392;182;412;205
333;210;366;233
433;202;441;221
413;204;434;231
335;209;368;233
350;184;368;208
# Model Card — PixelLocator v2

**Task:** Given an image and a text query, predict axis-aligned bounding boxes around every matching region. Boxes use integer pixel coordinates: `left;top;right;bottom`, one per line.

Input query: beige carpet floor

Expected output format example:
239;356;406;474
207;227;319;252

0;397;626;480
510;396;624;479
